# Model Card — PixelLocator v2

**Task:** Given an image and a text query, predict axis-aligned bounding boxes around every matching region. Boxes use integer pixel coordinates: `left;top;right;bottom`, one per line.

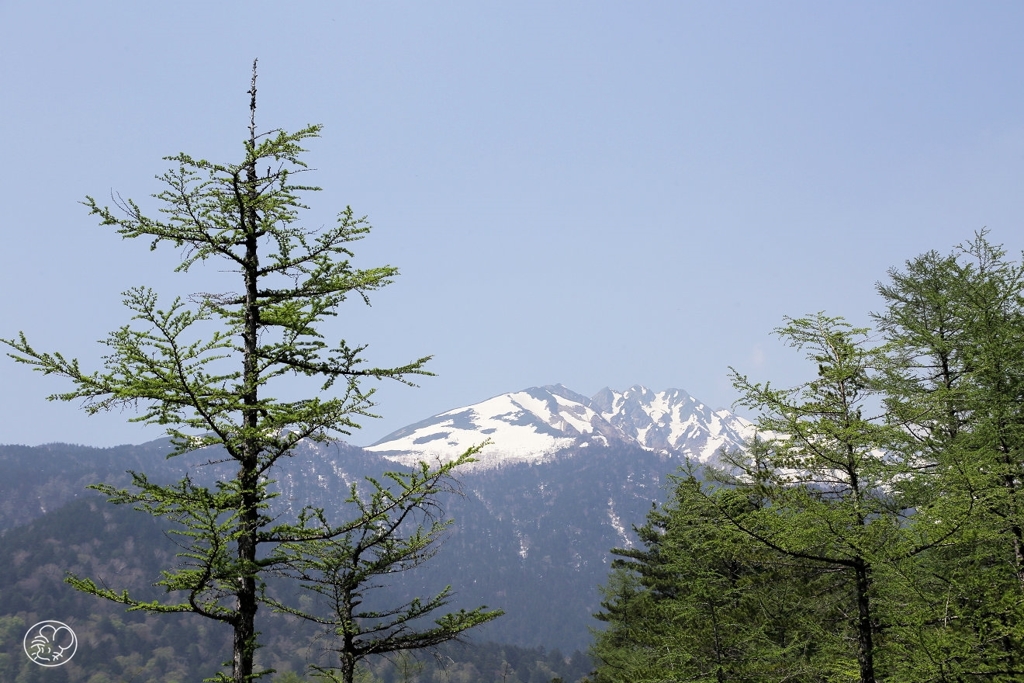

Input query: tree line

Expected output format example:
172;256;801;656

592;234;1024;682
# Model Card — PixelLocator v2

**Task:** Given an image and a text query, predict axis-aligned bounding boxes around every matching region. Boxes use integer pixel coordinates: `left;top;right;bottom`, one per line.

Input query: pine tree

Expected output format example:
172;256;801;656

2;62;493;683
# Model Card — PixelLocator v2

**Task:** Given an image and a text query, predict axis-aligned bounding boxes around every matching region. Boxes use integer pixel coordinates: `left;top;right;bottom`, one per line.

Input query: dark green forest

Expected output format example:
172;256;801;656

592;234;1024;683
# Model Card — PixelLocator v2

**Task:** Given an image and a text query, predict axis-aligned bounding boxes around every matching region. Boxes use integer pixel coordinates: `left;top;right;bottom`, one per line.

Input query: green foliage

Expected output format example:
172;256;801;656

591;475;849;682
871;233;1024;680
593;234;1024;683
720;314;934;682
2;63;492;683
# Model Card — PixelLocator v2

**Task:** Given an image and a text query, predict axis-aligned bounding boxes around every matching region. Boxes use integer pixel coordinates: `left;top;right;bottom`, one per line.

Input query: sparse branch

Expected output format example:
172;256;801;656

263;447;500;683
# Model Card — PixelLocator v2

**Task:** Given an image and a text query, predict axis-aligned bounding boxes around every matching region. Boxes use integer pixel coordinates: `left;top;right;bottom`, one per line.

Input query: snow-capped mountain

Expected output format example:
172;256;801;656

367;384;754;469
365;385;628;468
0;383;758;654
592;385;754;463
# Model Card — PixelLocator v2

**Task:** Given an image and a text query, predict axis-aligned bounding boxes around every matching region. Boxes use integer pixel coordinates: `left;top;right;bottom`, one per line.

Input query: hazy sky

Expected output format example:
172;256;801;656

2;2;1023;448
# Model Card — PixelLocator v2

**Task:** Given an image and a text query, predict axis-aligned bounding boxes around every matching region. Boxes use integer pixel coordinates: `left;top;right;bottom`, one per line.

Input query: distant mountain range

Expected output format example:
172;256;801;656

0;384;754;659
367;384;753;469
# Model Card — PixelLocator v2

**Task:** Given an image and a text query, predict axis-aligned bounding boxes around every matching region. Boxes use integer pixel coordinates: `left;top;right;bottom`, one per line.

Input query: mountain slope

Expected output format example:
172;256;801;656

0;439;667;654
0;382;754;654
366;384;629;468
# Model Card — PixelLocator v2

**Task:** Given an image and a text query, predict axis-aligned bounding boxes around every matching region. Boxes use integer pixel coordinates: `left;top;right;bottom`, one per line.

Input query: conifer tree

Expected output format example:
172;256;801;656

874;234;1024;679
722;315;908;682
592;474;846;683
592;237;1024;682
2;62;494;683
266;456;501;683
715;314;966;682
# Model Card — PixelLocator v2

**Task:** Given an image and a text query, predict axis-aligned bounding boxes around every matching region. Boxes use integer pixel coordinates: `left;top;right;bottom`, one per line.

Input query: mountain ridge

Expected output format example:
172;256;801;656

367;383;754;469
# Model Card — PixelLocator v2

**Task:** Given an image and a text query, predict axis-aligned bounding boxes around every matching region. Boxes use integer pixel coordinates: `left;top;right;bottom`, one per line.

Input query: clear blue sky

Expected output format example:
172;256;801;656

2;2;1023;447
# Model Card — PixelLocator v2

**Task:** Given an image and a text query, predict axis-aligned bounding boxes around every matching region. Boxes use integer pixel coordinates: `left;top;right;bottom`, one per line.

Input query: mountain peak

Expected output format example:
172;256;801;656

366;385;625;469
367;384;754;470
592;386;750;460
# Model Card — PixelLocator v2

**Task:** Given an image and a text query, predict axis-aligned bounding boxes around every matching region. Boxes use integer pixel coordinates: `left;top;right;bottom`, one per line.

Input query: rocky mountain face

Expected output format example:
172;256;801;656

0;385;753;654
591;385;753;465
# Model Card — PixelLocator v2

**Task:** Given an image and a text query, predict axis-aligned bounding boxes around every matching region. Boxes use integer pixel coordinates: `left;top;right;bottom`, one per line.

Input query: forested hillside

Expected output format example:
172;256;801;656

0;496;592;683
0;436;672;656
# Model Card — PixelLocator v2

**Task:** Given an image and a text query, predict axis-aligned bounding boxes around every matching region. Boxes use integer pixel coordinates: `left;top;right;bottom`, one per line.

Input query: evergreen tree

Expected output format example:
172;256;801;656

706;314;963;682
874;233;1024;679
591;237;1024;682
2;62;493;683
592;474;844;682
722;314;915;682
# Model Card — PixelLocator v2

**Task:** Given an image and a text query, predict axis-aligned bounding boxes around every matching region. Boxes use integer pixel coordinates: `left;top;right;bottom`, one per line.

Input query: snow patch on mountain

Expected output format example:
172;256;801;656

368;383;755;470
607;497;632;549
592;385;755;463
366;385;618;469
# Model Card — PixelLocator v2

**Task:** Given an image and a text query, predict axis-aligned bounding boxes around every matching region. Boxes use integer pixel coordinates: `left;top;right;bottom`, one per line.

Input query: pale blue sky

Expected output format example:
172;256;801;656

2;2;1023;447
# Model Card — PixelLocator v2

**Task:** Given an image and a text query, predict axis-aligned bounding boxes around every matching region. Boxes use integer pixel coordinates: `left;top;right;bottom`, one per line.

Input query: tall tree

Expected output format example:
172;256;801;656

721;313;958;683
3;62;491;683
591;236;1024;682
874;234;1024;679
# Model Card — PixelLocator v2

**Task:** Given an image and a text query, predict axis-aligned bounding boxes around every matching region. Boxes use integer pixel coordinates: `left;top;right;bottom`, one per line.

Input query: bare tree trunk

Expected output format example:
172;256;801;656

234;60;262;683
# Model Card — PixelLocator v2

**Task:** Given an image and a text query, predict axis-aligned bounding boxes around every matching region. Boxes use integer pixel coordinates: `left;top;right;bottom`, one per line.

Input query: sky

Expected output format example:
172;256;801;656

2;2;1024;448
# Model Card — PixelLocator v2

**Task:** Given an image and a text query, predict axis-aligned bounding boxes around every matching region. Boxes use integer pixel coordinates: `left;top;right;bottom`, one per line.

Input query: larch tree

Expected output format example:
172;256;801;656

2;62;496;683
266;456;501;683
719;314;961;683
873;234;1024;679
591;236;1024;682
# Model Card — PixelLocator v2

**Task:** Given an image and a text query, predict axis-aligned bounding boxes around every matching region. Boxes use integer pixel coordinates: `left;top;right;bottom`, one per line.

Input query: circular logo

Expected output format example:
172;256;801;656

23;620;78;666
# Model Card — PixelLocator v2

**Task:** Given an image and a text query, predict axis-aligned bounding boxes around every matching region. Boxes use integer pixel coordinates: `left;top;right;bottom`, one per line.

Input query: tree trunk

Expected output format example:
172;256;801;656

854;558;876;683
233;67;262;683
